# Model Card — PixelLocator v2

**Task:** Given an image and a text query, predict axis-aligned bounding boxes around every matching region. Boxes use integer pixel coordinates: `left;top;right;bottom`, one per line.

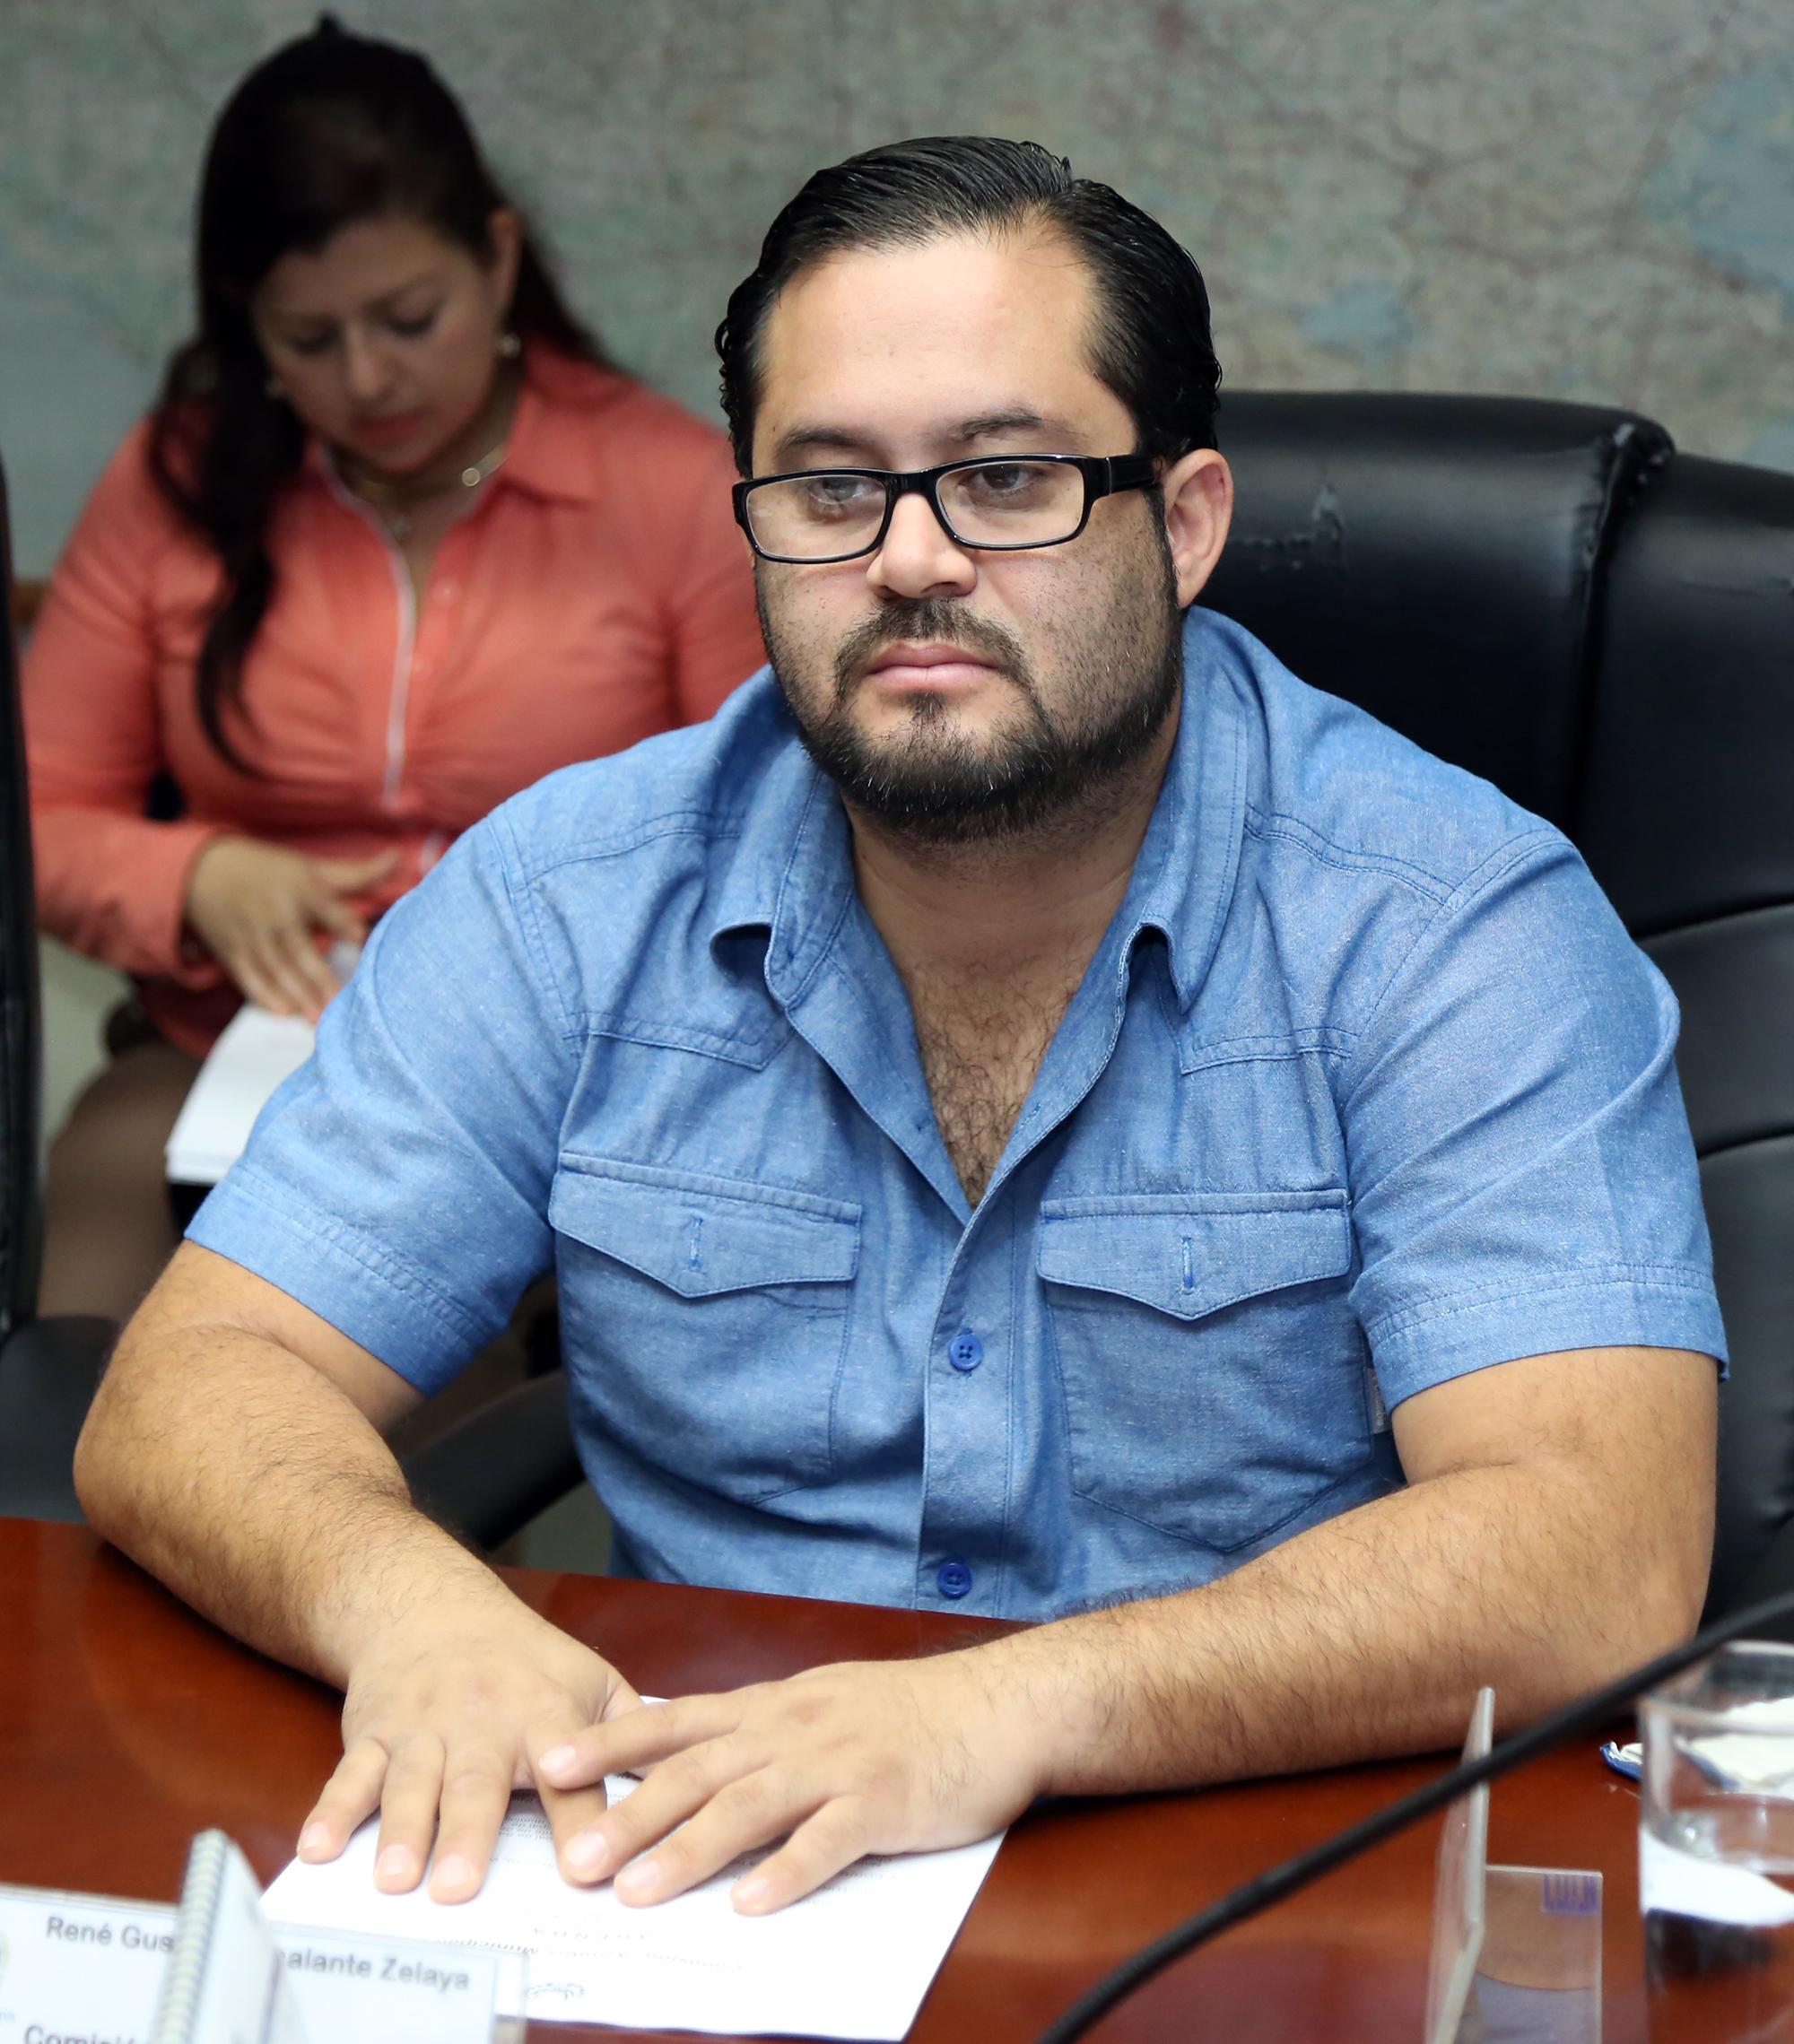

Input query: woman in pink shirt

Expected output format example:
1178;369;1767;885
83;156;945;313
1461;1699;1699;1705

26;23;763;1317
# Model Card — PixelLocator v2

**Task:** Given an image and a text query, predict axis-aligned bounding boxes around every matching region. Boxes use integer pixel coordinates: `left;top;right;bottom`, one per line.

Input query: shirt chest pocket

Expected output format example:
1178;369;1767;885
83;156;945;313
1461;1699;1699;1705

1038;1190;1370;1553
549;1158;861;1505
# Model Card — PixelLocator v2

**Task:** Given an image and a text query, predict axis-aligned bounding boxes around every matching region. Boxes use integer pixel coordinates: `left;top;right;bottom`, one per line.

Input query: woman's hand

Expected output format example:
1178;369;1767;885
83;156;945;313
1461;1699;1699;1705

185;837;398;1021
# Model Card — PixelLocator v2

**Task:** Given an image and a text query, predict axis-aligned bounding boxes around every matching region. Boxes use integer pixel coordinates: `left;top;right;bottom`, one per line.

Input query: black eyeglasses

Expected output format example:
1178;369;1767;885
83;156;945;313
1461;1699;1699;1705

731;453;1159;564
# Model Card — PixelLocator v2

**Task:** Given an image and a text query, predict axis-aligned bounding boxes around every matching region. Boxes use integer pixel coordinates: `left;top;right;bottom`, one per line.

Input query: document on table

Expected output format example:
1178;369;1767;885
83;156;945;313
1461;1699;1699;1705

264;1777;1006;2040
165;1005;316;1186
164;944;358;1186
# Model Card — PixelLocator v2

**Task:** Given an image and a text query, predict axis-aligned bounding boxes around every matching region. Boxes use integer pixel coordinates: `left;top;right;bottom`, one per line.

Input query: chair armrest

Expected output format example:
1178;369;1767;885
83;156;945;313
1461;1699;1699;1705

398;1371;583;1552
0;1315;118;1521
1709;1514;1794;1644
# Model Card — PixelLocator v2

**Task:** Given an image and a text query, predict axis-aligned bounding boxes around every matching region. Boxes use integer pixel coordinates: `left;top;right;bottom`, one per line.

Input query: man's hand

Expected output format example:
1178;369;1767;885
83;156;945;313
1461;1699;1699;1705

296;1591;643;1903
536;1647;1049;1914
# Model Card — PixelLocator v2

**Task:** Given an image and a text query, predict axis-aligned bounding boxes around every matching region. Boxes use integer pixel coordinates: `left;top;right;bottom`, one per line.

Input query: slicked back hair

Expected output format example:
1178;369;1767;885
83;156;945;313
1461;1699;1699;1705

716;135;1222;475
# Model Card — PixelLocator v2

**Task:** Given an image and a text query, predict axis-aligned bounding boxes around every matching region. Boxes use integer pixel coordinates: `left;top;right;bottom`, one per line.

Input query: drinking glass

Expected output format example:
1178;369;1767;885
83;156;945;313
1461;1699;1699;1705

1642;1641;1794;2041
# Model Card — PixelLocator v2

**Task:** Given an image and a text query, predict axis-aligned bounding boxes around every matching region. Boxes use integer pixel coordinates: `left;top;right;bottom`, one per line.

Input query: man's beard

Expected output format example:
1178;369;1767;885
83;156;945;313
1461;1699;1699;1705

756;533;1183;848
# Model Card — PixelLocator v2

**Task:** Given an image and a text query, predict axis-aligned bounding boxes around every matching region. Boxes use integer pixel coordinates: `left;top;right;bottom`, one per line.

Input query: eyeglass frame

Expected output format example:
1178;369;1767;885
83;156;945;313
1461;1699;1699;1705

730;451;1161;565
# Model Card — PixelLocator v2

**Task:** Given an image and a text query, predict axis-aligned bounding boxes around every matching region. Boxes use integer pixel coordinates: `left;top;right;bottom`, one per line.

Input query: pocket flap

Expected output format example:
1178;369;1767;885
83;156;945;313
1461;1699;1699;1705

1037;1190;1350;1321
550;1157;860;1299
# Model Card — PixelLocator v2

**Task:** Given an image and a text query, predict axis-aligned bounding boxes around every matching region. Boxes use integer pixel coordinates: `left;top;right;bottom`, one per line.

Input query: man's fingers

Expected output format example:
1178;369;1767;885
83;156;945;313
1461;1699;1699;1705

298;1735;390;1861
730;1798;873;1915
539;1692;730;1789
598;1672;647;1722
525;1713;625;1884
428;1745;516;1902
612;1767;809;1907
564;1741;738;1887
374;1735;448;1892
541;1777;615;1883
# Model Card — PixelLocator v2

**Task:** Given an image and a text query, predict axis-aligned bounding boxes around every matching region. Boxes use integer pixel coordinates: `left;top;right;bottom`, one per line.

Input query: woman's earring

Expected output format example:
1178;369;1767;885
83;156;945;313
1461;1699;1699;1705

265;373;285;399
496;329;521;360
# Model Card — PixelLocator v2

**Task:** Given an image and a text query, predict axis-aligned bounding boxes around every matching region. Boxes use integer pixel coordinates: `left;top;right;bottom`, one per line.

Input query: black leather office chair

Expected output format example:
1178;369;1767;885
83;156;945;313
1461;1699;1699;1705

1207;395;1794;1626
1576;452;1794;1619
0;462;119;1519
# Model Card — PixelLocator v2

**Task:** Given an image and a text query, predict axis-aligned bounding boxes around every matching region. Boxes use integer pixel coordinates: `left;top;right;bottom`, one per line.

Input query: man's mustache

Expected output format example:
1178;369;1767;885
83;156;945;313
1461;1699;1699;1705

832;603;1032;702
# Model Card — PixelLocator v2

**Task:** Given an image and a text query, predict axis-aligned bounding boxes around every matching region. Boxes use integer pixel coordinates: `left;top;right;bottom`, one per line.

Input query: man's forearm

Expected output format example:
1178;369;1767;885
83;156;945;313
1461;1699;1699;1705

74;1262;505;1687
995;1455;1698;1802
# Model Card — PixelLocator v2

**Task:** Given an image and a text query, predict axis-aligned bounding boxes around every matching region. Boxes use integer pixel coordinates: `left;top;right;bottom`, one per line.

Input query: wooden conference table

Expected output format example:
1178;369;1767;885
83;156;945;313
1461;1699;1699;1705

0;1518;1651;2042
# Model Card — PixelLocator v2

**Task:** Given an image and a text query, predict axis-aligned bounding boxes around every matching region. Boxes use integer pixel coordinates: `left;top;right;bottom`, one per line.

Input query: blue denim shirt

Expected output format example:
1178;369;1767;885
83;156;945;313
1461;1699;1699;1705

191;609;1726;1621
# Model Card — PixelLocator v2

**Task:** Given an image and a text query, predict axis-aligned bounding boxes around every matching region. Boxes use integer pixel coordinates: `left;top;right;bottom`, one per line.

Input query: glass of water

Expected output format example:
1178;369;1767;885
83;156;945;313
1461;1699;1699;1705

1642;1641;1794;2041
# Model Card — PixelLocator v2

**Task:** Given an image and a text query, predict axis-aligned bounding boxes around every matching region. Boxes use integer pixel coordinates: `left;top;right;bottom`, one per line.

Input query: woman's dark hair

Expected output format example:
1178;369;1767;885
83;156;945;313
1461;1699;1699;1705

716;135;1221;476
148;17;604;770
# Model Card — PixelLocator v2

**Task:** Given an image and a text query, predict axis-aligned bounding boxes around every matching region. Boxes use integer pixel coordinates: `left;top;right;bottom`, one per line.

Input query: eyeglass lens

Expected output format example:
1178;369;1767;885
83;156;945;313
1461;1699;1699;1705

746;460;1086;560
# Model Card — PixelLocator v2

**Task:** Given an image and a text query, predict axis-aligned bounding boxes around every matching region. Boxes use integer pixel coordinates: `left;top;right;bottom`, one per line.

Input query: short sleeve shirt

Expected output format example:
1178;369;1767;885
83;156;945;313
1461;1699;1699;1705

190;609;1727;1621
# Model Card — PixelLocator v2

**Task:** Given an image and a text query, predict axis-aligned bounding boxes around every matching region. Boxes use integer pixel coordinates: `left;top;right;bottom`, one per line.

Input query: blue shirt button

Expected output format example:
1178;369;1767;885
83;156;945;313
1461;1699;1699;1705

936;1560;973;1599
947;1328;984;1372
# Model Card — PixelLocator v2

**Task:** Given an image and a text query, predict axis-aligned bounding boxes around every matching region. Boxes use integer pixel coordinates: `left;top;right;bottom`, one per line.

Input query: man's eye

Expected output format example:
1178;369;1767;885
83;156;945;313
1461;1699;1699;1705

967;463;1041;500
801;476;877;514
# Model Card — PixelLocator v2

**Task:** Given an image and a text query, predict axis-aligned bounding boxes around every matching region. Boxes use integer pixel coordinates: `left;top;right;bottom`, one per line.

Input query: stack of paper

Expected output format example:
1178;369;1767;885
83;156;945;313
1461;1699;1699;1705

164;1005;316;1187
265;1779;1006;2040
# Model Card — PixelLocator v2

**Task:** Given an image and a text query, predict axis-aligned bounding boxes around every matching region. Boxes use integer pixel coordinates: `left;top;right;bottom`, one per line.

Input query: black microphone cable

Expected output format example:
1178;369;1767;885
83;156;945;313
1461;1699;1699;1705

1036;1584;1794;2044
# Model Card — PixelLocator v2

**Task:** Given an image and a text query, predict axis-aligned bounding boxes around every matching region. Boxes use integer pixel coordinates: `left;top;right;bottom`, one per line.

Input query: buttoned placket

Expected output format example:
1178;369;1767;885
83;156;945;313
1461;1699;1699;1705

908;949;1146;1614
747;669;1238;1616
766;843;1154;1614
318;452;483;818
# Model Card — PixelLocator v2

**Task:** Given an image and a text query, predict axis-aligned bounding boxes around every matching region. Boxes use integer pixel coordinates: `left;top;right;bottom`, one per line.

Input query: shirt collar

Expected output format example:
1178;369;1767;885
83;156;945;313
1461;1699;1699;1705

1114;606;1248;1013
706;606;1250;1015
703;686;854;1004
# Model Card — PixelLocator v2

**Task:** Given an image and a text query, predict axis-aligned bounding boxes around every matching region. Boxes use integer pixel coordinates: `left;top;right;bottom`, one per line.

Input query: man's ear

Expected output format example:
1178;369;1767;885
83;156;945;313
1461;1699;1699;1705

1160;448;1233;607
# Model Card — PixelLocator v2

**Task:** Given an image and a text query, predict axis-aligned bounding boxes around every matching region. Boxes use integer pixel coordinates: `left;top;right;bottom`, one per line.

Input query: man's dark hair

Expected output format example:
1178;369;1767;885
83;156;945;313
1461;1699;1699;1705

716;135;1222;475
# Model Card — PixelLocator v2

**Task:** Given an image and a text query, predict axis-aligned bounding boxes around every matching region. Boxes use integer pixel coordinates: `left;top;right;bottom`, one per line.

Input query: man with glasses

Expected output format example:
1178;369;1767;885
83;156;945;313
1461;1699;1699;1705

79;138;1722;1916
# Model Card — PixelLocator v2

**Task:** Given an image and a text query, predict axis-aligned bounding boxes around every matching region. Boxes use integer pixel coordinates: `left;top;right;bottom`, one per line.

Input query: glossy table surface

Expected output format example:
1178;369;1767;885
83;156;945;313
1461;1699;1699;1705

0;1518;1650;2041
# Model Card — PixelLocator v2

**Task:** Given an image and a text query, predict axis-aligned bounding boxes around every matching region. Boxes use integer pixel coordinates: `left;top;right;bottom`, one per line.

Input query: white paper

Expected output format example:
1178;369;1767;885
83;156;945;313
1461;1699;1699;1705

1685;1696;1794;1797
264;1779;1005;2040
1639;1823;1794;1928
165;1005;317;1186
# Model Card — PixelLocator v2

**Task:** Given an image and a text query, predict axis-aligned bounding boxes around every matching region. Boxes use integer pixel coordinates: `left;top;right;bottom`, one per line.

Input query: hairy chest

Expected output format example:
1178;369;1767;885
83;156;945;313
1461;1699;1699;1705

910;975;1083;1205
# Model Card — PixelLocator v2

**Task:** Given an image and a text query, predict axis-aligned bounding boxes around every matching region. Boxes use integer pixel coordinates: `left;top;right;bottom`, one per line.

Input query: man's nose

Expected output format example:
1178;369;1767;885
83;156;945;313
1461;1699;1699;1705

866;490;978;602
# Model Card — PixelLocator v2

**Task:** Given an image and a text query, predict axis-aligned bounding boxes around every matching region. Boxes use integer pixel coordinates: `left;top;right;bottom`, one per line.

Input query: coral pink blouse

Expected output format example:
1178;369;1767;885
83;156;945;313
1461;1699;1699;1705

25;351;763;1054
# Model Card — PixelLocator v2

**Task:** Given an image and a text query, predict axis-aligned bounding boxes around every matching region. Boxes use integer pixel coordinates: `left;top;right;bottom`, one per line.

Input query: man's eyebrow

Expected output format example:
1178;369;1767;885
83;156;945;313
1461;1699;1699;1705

771;409;1071;468
771;424;875;466
952;408;1061;443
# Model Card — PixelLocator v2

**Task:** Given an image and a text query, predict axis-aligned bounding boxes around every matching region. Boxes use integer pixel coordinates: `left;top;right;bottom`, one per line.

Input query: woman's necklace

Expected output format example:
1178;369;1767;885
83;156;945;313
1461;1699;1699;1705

343;434;509;542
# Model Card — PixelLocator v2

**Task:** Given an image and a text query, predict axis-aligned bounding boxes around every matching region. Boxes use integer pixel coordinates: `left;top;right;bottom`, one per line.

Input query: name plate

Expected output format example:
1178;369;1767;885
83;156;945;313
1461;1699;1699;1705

0;1879;523;2044
0;1886;172;2042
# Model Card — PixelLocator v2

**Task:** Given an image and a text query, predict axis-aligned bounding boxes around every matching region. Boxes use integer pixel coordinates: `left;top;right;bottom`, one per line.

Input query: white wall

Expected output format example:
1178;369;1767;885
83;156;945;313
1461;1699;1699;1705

39;939;124;1140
